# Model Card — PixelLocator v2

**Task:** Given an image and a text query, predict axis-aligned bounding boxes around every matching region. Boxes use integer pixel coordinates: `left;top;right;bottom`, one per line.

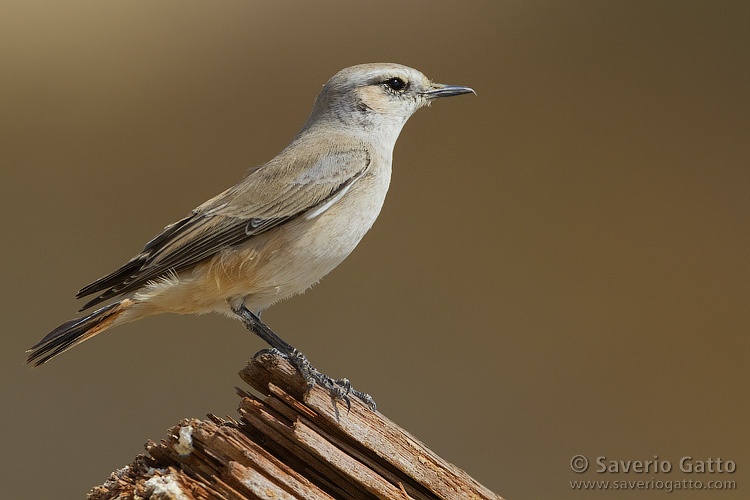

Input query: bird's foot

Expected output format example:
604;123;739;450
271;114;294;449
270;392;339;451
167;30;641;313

256;348;376;410
235;304;376;411
282;347;377;412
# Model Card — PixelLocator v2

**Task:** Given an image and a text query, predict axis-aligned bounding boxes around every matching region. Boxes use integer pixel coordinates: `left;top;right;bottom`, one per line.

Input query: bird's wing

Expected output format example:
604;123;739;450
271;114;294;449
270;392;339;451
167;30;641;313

76;147;371;311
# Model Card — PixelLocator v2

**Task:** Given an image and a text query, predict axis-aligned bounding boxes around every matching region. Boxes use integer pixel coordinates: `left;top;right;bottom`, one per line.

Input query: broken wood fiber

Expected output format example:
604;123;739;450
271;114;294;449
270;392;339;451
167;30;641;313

88;352;502;500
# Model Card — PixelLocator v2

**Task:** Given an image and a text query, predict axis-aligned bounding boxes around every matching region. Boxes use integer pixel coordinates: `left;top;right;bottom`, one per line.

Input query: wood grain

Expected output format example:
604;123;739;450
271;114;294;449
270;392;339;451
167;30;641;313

88;352;502;500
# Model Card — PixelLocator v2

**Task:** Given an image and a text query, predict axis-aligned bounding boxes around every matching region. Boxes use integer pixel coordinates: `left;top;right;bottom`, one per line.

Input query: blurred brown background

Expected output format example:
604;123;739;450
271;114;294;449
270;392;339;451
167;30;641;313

2;1;748;499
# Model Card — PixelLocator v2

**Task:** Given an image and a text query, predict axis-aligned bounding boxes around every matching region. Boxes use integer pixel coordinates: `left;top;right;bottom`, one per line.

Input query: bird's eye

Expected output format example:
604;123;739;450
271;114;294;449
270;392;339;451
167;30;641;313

383;77;407;92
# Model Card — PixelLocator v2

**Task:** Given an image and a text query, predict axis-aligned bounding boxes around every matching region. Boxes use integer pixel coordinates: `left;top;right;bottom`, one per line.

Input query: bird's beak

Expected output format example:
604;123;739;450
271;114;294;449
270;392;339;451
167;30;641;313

423;83;476;99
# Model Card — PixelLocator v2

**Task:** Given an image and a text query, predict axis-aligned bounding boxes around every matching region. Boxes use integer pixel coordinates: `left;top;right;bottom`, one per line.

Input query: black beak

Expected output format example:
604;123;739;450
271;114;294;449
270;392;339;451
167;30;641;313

423;84;476;99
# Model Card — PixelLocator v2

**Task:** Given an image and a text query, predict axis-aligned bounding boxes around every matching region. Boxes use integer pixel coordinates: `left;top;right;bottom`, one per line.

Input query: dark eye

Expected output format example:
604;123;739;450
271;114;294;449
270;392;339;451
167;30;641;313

383;77;407;91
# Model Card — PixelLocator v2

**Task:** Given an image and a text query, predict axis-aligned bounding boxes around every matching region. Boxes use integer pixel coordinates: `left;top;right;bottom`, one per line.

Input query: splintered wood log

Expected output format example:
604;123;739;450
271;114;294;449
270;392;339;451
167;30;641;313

88;352;502;500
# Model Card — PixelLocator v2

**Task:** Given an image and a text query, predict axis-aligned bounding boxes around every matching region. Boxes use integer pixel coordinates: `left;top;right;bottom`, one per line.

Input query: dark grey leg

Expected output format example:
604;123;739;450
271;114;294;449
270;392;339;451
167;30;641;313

232;303;376;411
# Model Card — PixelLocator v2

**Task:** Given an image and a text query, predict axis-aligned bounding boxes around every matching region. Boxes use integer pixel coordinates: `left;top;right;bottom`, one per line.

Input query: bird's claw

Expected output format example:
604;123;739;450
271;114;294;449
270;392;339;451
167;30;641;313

236;306;375;411
277;348;375;411
350;388;376;410
253;347;284;358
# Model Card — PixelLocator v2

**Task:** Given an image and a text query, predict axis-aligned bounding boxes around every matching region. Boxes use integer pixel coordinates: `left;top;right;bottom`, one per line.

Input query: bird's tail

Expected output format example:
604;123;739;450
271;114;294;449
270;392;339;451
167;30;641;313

26;299;134;367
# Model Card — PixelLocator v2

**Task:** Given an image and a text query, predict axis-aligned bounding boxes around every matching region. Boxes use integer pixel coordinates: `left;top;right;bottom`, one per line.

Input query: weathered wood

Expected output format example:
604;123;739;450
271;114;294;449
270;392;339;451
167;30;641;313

88;352;502;500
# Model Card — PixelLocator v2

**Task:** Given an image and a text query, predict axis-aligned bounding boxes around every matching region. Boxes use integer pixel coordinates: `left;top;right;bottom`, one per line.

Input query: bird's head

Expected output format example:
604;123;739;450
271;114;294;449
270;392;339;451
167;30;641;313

302;63;474;144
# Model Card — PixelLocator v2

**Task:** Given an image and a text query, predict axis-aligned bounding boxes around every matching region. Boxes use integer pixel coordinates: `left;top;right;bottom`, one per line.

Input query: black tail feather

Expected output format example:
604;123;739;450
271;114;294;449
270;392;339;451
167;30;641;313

27;301;127;367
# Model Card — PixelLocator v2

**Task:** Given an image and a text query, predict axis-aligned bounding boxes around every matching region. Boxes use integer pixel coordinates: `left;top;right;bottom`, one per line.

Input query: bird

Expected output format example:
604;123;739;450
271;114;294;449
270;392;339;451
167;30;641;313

27;63;474;408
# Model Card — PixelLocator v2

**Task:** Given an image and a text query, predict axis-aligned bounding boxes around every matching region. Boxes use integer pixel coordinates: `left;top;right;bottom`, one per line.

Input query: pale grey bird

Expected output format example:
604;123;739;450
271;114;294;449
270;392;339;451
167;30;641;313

27;63;474;408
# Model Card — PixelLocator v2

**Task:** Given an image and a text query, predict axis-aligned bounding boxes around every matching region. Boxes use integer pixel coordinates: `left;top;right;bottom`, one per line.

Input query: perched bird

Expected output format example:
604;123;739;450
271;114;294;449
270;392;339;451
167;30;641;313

27;63;474;407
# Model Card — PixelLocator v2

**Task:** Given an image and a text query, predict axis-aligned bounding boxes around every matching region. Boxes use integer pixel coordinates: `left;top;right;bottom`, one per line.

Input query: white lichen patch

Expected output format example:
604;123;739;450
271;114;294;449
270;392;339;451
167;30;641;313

174;425;194;457
144;474;189;500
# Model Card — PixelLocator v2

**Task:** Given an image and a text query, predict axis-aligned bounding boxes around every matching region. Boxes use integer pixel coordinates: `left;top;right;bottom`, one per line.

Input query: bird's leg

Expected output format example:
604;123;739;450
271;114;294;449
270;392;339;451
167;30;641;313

232;304;376;411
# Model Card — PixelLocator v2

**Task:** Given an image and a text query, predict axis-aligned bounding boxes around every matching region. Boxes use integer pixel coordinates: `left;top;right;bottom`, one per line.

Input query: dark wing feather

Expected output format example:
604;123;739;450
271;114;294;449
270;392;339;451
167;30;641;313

76;147;371;311
76;216;194;299
76;214;271;311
